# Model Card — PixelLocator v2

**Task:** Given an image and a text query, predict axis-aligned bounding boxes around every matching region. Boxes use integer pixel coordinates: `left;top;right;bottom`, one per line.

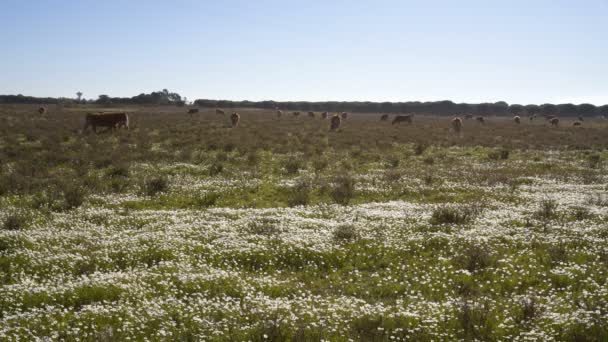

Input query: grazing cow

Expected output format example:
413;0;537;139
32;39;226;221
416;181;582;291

308;111;315;118
380;114;389;121
465;114;473;120
230;112;240;127
277;110;283;118
330;115;341;131
451;117;463;134
476;116;485;124
573;121;582;127
321;112;328;119
550;117;559;127
38;106;47;115
514;116;521;124
187;108;199;115
392;115;413;125
83;113;129;133
216;109;225;115
293;111;300;117
341;112;348;119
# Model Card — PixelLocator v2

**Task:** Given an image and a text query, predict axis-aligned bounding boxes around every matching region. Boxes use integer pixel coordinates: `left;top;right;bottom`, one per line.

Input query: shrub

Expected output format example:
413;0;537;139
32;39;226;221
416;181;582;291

284;157;303;175
312;157;329;172
332;224;359;242
430;205;477;225
454;244;493;273
63;184;86;210
193;192;220;208
3;213;27;231
587;154;601;169
144;177;168;197
533;199;559;220
570;206;591;221
208;162;223;176
414;143;427;156
288;180;311;207
386;155;400;168
248;218;281;236
331;174;356;205
106;164;129;178
384;169;402;182
422;156;435;165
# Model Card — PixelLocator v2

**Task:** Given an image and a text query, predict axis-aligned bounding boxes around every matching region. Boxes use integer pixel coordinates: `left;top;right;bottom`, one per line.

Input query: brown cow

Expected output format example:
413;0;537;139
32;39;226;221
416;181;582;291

187;108;199;115
341;112;348;119
392;115;413;125
38;106;47;115
230;112;240;127
330;115;341;131
321;112;328;119
452;117;463;134
83;113;129;133
476;116;485;124
380;114;389;121
308;111;315;118
550;117;559;127
216;109;225;115
514;116;521;124
573;121;582;127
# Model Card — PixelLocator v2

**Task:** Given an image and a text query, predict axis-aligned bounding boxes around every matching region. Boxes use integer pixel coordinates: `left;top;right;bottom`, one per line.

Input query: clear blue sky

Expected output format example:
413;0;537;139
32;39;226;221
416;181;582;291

1;0;607;105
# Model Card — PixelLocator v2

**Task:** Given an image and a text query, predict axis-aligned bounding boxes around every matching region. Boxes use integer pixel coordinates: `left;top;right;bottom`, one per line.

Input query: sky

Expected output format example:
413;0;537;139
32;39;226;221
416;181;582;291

1;0;607;105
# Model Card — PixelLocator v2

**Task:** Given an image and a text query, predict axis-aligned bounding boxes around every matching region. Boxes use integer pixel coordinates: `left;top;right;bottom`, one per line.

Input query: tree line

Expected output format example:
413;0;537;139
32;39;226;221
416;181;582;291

193;99;608;118
2;92;607;117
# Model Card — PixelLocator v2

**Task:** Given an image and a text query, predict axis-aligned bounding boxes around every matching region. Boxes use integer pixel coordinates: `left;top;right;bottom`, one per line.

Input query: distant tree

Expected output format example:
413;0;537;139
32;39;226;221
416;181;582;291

540;103;558;117
76;91;83;103
509;104;525;116
557;103;577;116
599;105;608;118
97;95;111;105
577;103;597;118
525;104;541;116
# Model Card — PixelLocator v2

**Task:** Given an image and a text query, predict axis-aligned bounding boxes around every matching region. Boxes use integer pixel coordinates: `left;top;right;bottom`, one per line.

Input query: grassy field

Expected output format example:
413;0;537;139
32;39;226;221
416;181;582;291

1;104;608;341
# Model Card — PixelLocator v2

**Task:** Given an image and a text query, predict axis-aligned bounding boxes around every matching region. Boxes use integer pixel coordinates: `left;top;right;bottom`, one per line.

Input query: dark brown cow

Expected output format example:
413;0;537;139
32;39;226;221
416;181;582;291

573;121;582;127
216;109;225;115
514;116;521;124
308;111;315;118
341;112;348;119
38;106;47;115
380;114;389;121
83;113;129;133
321;112;328;119
452;117;463;134
187;108;199;115
330;115;341;131
230;112;240;127
550;117;559;127
392;115;413;125
476;116;485;124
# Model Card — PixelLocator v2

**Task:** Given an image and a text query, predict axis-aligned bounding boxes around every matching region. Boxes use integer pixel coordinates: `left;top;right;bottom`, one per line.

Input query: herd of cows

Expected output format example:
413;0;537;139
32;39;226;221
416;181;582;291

34;106;589;134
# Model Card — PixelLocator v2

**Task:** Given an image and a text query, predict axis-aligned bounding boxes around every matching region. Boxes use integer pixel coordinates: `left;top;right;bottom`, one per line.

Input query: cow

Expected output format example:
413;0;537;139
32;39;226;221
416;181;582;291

392;115;413;125
321;112;328;119
230;112;240;127
529;115;536;121
476;116;485;124
546;115;556;121
330;115;341;131
465;114;473;120
341;112;348;119
216;109;225;115
293;111;300;117
277;110;283;118
578;116;584;122
187;108;199;115
514;116;521;124
83;113;129;133
380;114;389;121
308;111;315;118
38;106;47;115
452;117;463;134
573;121;582;127
550;117;559;127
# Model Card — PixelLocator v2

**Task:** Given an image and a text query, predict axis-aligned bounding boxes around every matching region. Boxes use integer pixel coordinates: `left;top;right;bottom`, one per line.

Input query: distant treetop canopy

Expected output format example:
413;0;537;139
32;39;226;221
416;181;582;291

1;93;606;117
